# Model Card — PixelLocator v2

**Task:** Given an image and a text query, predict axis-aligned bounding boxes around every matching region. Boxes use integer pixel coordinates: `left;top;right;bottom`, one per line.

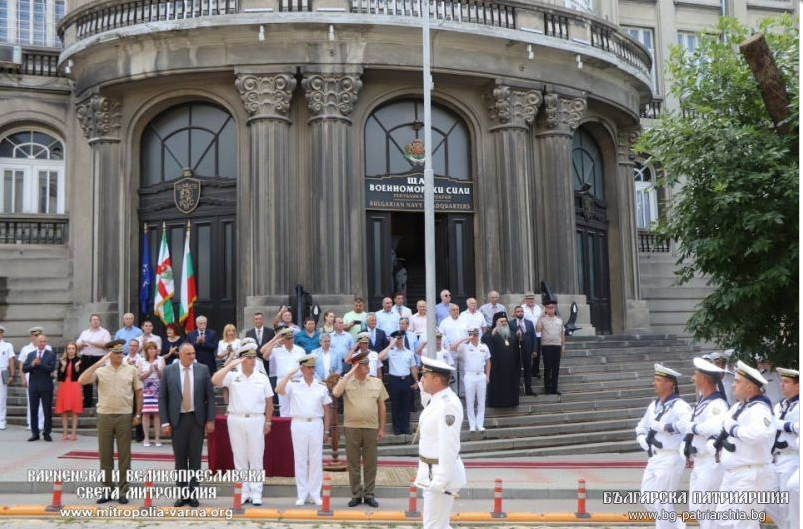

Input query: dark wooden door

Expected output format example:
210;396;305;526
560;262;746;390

365;211;394;309
574;193;611;334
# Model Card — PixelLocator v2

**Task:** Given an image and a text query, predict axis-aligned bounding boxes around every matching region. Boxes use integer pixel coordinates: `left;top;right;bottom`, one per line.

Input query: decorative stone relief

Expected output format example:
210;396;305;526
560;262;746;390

488;85;543;129
301;73;362;120
542;93;587;131
75;94;121;140
235;73;297;119
617;128;641;161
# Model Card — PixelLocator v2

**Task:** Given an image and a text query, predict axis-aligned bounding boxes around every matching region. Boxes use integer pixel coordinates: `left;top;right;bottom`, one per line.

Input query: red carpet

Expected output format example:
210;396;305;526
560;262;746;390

59;451;645;468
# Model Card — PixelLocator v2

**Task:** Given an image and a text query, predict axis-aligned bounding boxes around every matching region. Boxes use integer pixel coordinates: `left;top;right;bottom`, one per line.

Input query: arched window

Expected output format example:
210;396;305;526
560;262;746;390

141;102;236;186
0;129;65;214
572;128;604;199
364;99;470;180
634;162;658;229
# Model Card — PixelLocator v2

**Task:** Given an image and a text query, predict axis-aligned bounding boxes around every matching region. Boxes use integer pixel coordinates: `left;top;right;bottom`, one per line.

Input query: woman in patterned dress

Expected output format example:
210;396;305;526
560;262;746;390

139;341;164;446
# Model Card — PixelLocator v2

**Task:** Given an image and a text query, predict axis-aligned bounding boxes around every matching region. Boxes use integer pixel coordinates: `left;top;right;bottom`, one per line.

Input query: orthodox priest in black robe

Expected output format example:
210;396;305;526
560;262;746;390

482;312;520;408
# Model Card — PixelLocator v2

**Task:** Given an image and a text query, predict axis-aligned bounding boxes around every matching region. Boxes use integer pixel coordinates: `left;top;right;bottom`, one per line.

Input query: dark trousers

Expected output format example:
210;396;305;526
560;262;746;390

520;347;533;395
269;376;280;416
388;375;413;435
132;399;144;441
172;412;204;496
81;355;102;407
29;385;53;435
532;337;541;376
541;345;562;394
97;413;132;496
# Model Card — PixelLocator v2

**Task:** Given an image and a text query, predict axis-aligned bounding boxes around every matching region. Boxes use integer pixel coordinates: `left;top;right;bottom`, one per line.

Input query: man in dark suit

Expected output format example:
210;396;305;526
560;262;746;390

23;333;56;441
245;312;275;377
159;342;216;507
365;314;388;355
185;315;219;375
509;305;537;396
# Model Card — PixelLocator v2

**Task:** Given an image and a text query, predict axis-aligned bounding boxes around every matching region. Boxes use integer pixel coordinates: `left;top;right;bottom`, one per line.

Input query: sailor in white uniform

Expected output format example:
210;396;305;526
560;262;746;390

675;357;728;529
276;354;332;506
416;357;466;529
450;328;491;432
635;364;691;529
765;367;799;529
713;360;776;529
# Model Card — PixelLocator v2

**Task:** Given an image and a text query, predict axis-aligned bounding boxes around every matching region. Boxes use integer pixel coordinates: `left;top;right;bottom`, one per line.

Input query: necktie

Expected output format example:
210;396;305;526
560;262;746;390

38;350;43;359
404;336;410;350
181;367;191;412
257;329;262;343
397;306;402;315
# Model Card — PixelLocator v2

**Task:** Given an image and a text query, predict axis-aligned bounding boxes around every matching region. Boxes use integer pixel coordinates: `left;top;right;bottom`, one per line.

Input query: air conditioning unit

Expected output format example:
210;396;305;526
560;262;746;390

0;44;23;67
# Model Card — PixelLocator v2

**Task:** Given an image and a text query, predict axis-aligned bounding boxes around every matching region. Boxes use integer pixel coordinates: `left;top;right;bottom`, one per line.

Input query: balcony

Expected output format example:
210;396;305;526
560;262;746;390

58;0;653;89
0;48;62;77
637;230;670;253
0;215;69;245
640;98;662;119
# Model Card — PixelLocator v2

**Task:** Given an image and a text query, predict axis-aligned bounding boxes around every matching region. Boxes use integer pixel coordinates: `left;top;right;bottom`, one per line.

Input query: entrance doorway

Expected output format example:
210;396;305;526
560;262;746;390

138;101;238;332
366;211;474;310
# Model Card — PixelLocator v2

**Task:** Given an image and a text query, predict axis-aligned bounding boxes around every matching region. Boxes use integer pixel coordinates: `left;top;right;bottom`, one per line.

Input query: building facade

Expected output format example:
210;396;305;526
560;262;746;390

0;0;795;343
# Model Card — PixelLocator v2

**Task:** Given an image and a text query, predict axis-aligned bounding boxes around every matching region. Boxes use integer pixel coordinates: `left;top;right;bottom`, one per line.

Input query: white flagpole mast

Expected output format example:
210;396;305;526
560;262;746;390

422;0;437;359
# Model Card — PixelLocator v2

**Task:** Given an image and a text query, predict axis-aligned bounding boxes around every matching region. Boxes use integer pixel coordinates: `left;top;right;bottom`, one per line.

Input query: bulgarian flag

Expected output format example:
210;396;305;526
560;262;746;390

179;223;197;332
154;224;176;325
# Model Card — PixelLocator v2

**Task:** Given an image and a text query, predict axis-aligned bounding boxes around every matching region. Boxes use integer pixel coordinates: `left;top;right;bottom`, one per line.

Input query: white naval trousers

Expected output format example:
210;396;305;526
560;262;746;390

765;454;799;529
0;377;7;426
688;455;724;529
291;419;324;502
24;373;44;429
787;468;799;529
462;373;486;430
640;452;685;529
423;488;454;529
715;464;774;529
227;415;265;502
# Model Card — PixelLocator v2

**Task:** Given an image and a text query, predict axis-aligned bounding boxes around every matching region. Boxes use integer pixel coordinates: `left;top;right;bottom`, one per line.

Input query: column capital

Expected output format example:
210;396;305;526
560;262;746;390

75;94;121;142
487;85;542;131
617;127;641;163
539;92;587;134
235;72;298;124
300;71;363;123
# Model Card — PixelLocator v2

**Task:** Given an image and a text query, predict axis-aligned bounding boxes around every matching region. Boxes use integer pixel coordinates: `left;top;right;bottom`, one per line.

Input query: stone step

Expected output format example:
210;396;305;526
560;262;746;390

641;287;715;300
0;259;70;276
559;357;699;375
565;338;687;349
0;289;72;304
466;439;638;458
0;303;68;320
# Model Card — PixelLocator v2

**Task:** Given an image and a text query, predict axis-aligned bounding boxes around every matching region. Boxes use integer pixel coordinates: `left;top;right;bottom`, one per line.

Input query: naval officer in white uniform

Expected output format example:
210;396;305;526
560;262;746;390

766;367;799;529
416;356;466;529
635;364;691;529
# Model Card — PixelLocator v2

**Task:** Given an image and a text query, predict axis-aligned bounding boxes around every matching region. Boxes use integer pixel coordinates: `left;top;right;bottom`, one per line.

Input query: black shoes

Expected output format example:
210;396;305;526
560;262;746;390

96;496;112;504
27;435;40;442
188;499;200;507
118;497;129;504
43;434;52;442
174;499;187;507
364;497;379;508
348;497;362;507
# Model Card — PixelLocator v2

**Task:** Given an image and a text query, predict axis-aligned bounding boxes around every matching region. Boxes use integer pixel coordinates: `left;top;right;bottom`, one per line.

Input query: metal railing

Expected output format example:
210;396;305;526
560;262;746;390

0;216;69;244
640;98;662;119
351;0;516;28
638;230;670;253
73;0;238;39
0;49;61;77
590;22;651;77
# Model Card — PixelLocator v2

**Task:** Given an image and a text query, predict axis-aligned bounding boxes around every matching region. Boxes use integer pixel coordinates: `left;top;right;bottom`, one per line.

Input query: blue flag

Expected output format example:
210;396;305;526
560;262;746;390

140;227;153;315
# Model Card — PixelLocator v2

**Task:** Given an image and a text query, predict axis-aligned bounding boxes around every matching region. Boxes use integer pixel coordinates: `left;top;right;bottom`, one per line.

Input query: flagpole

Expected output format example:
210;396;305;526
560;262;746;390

422;0;437;359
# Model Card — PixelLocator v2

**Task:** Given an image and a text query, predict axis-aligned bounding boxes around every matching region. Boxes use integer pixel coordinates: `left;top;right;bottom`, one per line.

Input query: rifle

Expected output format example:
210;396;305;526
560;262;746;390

714;403;747;463
646;401;675;457
772;399;794;456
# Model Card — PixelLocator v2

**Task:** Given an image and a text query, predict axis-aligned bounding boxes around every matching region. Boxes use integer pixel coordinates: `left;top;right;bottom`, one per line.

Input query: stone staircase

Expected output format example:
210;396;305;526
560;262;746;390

638;251;714;337
0;245;73;347
4;334;706;457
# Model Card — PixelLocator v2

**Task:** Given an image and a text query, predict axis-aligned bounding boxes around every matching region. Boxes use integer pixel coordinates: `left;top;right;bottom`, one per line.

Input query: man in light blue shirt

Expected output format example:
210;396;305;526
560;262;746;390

329;318;353;372
312;334;344;380
435;290;452;326
374;297;400;337
397;318;419;367
113;313;143;345
379;331;418;435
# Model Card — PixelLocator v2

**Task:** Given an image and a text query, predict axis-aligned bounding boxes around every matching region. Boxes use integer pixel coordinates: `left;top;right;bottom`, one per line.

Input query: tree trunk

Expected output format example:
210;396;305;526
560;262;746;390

739;33;791;135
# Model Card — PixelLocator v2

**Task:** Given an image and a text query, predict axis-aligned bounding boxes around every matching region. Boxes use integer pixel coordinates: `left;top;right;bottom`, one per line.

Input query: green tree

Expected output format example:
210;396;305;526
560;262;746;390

636;16;798;367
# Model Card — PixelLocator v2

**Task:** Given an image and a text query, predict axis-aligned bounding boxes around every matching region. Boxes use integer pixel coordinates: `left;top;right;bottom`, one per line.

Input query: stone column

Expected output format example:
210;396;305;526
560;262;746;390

235;71;297;303
75;94;123;321
487;84;542;294
532;92;587;295
617;128;651;333
301;69;363;297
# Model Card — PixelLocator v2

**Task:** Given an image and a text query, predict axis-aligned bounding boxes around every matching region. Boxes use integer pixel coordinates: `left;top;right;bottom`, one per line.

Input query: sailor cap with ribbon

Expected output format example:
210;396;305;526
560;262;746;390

654;363;681;382
693;357;724;375
735;360;768;387
776;367;799;380
421;356;455;376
